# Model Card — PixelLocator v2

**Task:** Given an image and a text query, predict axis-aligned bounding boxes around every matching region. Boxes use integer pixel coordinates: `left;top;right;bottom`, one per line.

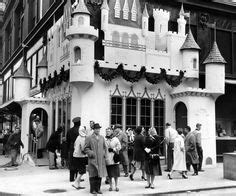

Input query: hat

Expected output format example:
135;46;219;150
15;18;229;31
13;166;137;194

72;117;81;123
34;116;41;122
166;122;171;126
114;124;122;130
196;123;202;127
93;123;101;129
79;126;87;137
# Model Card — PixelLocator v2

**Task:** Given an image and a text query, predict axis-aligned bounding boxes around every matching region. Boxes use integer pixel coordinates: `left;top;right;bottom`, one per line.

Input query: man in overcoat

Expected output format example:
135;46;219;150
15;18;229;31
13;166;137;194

184;126;199;176
84;123;107;194
192;123;204;172
114;124;129;177
66;117;81;182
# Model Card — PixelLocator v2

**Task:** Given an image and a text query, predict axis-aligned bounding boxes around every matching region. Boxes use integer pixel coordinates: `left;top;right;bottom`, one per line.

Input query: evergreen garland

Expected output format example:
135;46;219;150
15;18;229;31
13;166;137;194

94;61;184;87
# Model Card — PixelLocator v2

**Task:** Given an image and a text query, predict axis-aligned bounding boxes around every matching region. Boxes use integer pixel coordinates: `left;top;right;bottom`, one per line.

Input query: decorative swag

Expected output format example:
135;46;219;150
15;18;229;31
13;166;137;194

94;61;184;87
39;65;69;93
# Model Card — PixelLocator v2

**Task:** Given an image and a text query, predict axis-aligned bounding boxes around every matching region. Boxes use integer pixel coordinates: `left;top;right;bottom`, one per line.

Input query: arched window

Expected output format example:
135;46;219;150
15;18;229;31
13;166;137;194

78;16;84;26
74;47;81;63
122;33;129;44
112;31;120;42
148;16;154;32
131;34;138;45
193;58;197;69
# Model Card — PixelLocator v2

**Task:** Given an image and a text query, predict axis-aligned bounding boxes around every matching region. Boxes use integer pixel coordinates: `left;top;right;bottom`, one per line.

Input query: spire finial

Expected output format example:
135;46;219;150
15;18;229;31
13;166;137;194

142;3;149;17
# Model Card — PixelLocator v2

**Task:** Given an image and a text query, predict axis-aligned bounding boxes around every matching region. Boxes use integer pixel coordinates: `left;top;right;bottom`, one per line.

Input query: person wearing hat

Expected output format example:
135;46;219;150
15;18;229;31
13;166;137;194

113;124;129;177
66;117;81;182
6;126;24;167
32;116;44;158
72;126;88;190
84;123;107;194
46;126;63;169
164;123;178;172
192;123;204;172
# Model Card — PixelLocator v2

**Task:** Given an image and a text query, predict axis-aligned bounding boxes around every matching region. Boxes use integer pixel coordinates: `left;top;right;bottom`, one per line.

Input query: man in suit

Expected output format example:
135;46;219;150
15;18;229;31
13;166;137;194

164;123;178;171
184;126;199;176
66;117;81;182
192;123;204;172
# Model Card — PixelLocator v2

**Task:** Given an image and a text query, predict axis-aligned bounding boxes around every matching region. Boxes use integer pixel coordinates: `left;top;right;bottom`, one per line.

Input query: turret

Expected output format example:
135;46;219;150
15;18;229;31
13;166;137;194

37;52;48;85
180;28;200;78
101;0;109;32
66;0;98;84
203;41;226;93
153;8;170;50
177;3;186;36
13;61;32;100
142;3;149;37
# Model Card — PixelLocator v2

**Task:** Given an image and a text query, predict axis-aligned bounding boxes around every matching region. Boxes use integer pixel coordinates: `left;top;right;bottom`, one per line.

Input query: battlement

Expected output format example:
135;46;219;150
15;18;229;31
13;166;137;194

153;8;170;20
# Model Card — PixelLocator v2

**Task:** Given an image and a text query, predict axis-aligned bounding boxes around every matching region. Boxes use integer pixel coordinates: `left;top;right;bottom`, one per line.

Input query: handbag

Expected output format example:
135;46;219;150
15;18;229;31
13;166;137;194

149;153;159;161
113;152;120;163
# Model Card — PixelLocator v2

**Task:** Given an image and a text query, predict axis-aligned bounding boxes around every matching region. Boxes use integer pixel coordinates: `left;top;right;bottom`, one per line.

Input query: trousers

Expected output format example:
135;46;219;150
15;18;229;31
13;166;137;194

89;176;102;193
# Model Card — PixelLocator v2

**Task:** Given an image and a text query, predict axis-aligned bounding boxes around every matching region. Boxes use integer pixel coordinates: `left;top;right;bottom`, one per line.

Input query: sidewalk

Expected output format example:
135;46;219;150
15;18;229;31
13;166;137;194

0;158;236;196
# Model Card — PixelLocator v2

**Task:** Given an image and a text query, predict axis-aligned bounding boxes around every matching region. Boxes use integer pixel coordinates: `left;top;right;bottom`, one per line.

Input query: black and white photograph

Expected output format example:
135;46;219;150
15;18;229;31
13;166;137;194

0;0;236;195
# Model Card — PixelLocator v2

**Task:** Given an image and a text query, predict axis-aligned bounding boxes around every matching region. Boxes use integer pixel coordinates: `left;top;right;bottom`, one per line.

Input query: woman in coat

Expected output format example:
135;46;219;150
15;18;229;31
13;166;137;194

130;126;146;181
168;128;187;179
144;127;162;189
84;123;107;194
105;127;121;192
72;126;88;190
184;126;199;176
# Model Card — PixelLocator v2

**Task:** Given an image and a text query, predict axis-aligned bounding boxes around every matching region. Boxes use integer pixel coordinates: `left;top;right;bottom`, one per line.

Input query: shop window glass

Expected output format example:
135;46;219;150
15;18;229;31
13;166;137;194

126;97;137;130
140;98;151;131
111;97;122;126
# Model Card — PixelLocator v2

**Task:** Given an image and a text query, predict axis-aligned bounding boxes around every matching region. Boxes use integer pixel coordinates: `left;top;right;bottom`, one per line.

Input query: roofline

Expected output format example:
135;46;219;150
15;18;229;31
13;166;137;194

1;0;66;74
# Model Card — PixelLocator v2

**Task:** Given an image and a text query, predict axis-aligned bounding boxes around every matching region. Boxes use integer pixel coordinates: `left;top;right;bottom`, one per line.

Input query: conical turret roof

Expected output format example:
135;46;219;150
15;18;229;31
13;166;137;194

37;53;48;68
142;3;149;17
203;41;226;64
180;29;200;51
101;0;109;10
13;61;32;79
72;0;91;16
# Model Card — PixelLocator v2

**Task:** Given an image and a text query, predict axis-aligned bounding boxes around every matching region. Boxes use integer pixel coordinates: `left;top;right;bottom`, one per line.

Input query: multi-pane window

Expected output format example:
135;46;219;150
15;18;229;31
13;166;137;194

126;98;137;130
154;99;165;155
111;97;122;126
140;98;151;131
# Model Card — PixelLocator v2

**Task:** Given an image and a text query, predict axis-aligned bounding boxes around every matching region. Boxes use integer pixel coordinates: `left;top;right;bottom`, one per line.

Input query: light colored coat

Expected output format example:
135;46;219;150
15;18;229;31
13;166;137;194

84;133;107;177
105;136;121;165
172;134;187;171
185;132;199;164
73;135;87;158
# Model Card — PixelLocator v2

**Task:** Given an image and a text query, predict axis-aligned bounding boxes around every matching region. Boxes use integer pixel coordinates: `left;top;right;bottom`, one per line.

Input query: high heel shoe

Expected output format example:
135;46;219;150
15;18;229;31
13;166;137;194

141;176;147;181
182;174;188;179
129;174;134;181
167;173;172;180
145;184;151;189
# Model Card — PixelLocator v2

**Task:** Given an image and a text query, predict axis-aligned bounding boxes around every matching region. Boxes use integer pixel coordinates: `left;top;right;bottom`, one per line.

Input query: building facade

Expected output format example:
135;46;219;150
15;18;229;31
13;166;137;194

0;0;235;166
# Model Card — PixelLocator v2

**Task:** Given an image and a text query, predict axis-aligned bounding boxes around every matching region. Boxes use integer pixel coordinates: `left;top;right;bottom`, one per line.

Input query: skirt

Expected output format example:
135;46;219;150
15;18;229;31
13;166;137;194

144;159;162;176
72;157;88;174
106;164;120;178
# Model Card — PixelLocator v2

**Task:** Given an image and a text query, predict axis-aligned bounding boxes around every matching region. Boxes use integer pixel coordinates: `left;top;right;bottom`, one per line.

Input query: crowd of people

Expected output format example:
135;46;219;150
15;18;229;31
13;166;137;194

0;117;204;195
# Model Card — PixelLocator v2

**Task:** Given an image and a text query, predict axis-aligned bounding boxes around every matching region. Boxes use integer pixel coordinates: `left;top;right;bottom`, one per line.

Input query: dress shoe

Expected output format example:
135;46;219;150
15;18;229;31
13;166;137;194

145;184;151;189
115;187;119;192
97;190;103;194
192;173;198;176
199;169;204;172
129;174;134;181
141;176;147;181
109;187;112;191
182;174;188;179
150;185;155;189
90;191;97;194
124;173;129;177
105;180;109;184
167;173;172;180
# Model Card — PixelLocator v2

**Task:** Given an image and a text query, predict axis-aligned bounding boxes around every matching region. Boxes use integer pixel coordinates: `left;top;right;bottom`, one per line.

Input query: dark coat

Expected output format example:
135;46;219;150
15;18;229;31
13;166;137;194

185;132;199;164
7;132;23;150
84;133;107;177
66;126;79;170
46;132;61;153
133;134;145;161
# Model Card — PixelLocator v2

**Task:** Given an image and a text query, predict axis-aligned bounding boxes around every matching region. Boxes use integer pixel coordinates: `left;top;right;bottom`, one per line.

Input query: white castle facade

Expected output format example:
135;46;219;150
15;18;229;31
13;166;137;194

10;0;226;167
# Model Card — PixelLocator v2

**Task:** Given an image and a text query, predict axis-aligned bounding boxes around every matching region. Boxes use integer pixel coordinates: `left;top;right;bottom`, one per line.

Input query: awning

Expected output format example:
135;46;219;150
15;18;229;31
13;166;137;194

0;100;22;117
